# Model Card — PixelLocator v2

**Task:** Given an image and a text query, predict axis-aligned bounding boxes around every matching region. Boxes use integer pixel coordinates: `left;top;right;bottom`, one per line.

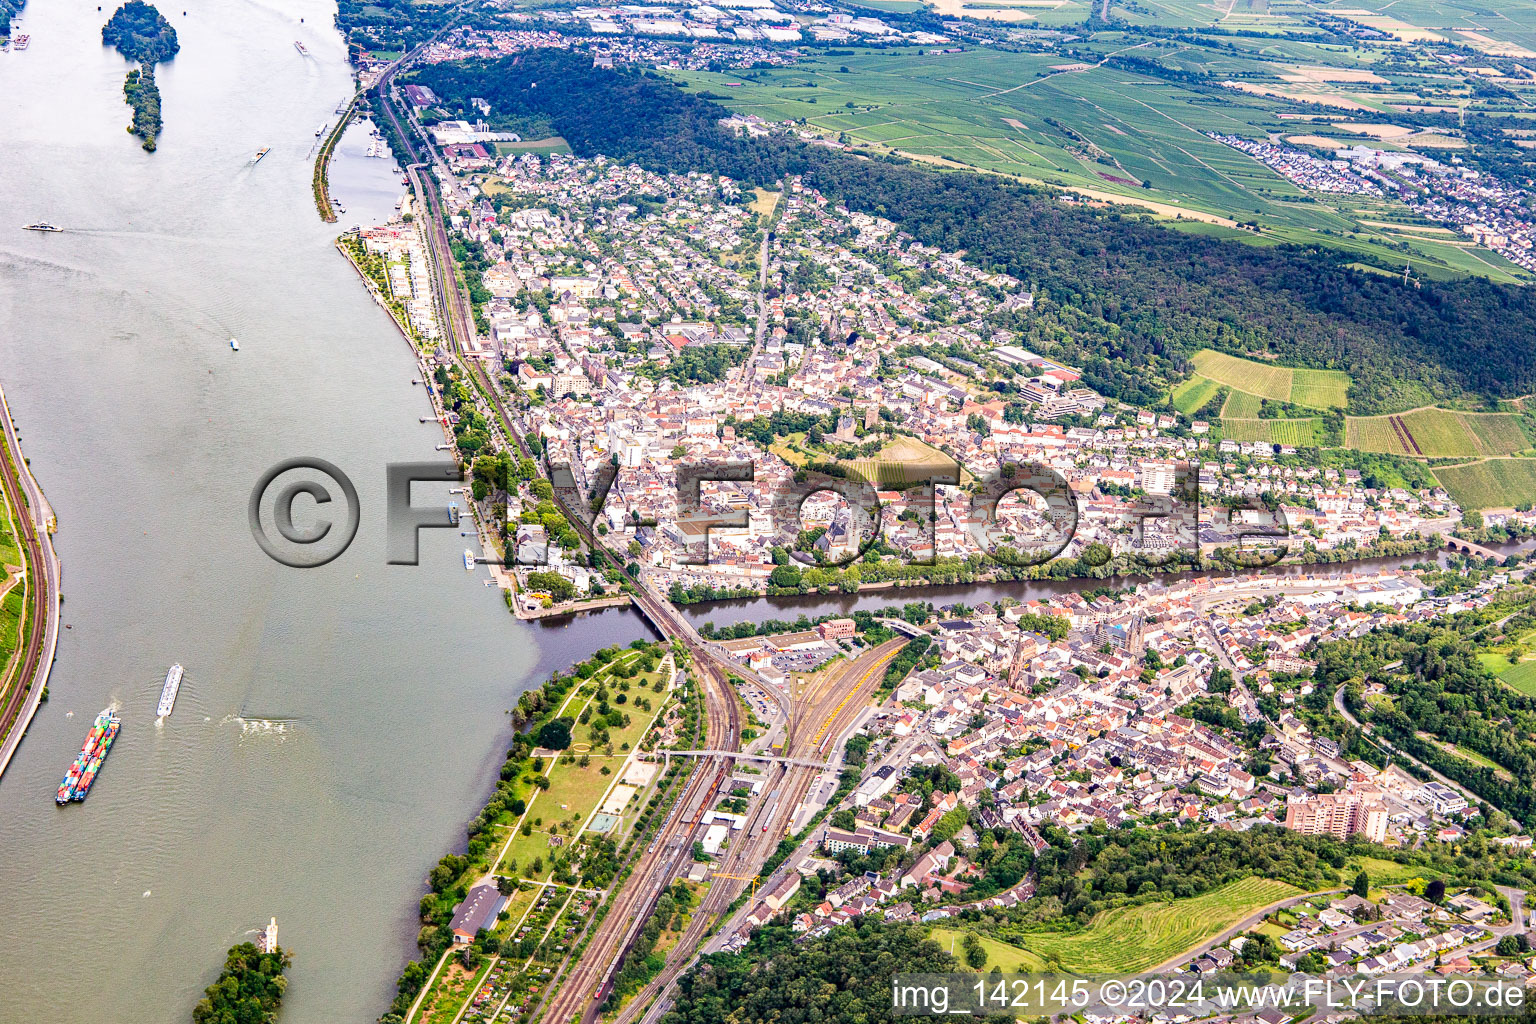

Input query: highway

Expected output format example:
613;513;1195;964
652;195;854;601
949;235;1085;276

0;383;60;782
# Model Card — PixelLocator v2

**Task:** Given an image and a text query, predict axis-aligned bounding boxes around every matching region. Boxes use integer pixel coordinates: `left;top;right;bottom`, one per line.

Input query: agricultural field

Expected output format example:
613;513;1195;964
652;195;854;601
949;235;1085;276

848;435;965;485
1464;413;1534;456
1496;659;1536;697
665;14;1531;282
1347;409;1527;459
1291;368;1352;409
963;877;1300;973
1194;350;1293;403
1193;349;1350;411
1477;631;1536;697
1219;417;1322;446
1171;374;1223;417
1434;458;1536;510
1221;389;1266;419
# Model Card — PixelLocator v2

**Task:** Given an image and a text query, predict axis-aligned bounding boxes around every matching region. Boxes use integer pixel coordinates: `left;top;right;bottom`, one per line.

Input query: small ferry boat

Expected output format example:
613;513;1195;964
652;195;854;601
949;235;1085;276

315;121;326;137
12;34;29;50
293;40;308;56
464;549;475;570
253;147;270;164
24;222;61;232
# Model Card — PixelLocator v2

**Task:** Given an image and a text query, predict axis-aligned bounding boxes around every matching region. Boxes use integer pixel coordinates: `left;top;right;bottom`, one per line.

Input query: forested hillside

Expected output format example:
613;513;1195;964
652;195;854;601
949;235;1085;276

1315;608;1536;827
413;52;1536;413
664;921;963;1024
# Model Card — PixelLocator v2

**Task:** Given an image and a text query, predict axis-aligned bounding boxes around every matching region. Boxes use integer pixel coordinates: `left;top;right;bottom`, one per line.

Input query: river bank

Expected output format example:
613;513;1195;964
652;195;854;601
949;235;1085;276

0;4;623;1020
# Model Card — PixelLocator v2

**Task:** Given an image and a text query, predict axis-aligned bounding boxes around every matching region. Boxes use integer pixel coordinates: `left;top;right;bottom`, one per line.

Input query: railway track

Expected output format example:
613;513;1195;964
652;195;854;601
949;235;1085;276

0;387;56;781
375;71;758;1024
609;640;907;1024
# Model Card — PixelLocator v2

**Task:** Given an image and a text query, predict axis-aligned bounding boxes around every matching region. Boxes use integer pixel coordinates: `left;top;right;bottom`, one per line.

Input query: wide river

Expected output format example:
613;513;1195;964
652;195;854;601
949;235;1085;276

0;3;647;1022
0;4;1519;1021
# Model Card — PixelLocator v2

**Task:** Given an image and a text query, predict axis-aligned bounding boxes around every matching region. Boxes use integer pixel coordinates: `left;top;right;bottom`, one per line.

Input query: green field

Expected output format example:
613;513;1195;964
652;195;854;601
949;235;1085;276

1172;374;1224;416
1435;458;1536;510
491;136;571;156
1499;660;1536;696
1221;389;1266;419
1291;368;1351;409
930;928;1049;972
1221;417;1322;445
1344;408;1525;459
1193;349;1349;412
1338;855;1444;888
1479;650;1536;696
1195;350;1293;402
640;0;1536;283
1464;413;1533;456
669;48;1529;280
494;654;671;881
1347;414;1411;455
958;877;1300;973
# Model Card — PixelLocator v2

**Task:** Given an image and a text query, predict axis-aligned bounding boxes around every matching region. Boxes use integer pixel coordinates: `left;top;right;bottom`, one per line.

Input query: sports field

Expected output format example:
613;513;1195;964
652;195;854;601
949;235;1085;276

1434;458;1536;510
1347;409;1529;459
950;877;1300;973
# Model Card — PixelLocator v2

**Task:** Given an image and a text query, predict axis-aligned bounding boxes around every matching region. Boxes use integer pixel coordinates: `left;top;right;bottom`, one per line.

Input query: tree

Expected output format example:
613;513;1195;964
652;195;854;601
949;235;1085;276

1352;869;1370;898
1425;878;1446;904
537;717;574;750
769;564;802;588
963;932;987;970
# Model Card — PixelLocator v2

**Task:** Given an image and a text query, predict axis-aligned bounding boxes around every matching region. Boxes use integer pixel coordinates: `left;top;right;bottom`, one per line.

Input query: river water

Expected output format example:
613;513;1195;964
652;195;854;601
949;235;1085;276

0;3;645;1022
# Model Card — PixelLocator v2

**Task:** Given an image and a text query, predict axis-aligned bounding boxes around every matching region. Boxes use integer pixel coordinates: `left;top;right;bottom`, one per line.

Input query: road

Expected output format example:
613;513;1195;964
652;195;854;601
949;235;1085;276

1332;683;1488;814
1152;889;1344;974
0;383;60;782
375;69;911;1024
375;70;765;1024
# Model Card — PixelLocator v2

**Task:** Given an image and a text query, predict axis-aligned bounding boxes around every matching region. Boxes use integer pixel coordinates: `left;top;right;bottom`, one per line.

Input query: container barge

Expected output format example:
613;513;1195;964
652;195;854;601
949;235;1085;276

56;708;120;804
